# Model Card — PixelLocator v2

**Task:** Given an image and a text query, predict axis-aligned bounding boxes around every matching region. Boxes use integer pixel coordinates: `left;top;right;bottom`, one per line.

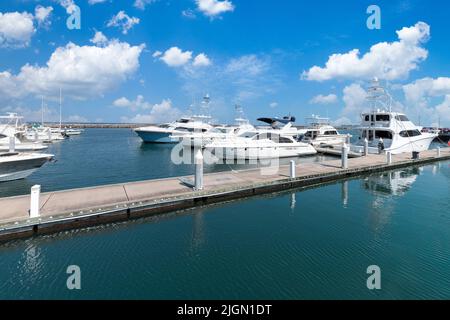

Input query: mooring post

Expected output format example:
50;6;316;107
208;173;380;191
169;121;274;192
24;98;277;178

341;143;349;169
195;149;203;191
386;151;392;164
346;134;351;145
289;160;296;178
437;147;441;157
9;136;15;153
363;138;369;156
30;185;41;218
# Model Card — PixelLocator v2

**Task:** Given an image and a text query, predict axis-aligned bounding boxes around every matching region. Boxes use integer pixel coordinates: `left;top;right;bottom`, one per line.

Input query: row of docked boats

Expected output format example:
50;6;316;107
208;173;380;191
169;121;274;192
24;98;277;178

134;79;438;159
0;113;83;182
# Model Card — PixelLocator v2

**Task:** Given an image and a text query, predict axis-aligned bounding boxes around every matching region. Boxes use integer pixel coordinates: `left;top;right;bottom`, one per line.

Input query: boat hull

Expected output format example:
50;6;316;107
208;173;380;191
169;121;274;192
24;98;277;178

205;145;317;160
135;130;176;143
0;154;53;182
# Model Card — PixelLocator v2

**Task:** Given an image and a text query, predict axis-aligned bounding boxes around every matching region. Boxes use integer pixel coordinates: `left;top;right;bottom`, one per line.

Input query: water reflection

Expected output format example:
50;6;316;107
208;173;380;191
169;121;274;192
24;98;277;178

341;181;348;208
363;167;420;233
290;193;296;211
190;208;206;252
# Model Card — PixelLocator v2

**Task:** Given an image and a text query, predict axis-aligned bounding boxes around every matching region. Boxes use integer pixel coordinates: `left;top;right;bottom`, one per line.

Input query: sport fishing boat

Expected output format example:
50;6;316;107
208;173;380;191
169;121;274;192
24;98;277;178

299;115;349;147
205;132;317;160
351;78;437;155
0;113;48;152
0;151;54;182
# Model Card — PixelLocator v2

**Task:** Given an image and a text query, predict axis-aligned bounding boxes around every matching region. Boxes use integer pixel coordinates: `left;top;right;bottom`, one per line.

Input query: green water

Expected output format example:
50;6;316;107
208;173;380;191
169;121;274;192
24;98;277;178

0;129;449;299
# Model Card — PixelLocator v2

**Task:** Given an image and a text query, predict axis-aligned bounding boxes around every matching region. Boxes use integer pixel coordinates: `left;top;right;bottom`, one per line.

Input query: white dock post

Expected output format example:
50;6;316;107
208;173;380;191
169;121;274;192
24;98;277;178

346;134;351;145
30;185;41;218
194;149;203;191
9;137;15;152
363;138;369;156
289;160;296;179
341;143;349;169
437;147;441;157
386;151;392;164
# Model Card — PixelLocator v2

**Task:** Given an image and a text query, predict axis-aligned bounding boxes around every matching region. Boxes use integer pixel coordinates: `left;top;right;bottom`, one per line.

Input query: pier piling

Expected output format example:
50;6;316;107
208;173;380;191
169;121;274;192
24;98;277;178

289;160;296;178
437;147;441;157
30;185;41;218
195;149;204;191
386;151;392;164
364;138;369;156
341;143;349;169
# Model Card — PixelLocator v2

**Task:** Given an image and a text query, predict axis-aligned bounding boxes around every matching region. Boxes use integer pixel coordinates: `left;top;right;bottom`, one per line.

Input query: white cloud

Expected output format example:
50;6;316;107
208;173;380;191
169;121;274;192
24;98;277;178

225;54;269;77
0;41;145;100
134;0;156;10
160;47;193;67
182;9;196;19
341;83;368;121
88;0;108;4
0;11;35;48
34;6;53;27
107;11;140;34
302;22;430;81
309;93;338;104
120;99;182;123
193;53;211;67
332;117;353;126
269;102;278;108
58;0;77;14
196;0;234;17
403;77;450;125
152;50;162;58
90;31;108;46
113;95;152;111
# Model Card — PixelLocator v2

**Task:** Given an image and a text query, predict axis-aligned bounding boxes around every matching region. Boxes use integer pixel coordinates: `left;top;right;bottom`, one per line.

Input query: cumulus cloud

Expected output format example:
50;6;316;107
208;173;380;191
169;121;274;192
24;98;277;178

403;77;450;125
302;22;430;81
160;47;193;67
113;95;152;111
341;83;368;121
0;41;145;100
193;53;211;67
196;0;234;17
309;94;338;105
120;99;182;123
269;102;278;108
0;11;35;48
152;50;162;58
107;11;140;34
88;0;108;4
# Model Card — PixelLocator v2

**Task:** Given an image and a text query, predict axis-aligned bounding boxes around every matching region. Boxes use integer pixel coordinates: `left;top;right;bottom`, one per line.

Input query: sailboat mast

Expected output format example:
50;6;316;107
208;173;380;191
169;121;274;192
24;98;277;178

59;88;62;130
41;95;44;126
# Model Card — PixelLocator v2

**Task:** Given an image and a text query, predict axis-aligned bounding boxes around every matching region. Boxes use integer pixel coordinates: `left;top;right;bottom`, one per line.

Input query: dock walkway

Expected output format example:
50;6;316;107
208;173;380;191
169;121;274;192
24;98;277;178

1;148;449;241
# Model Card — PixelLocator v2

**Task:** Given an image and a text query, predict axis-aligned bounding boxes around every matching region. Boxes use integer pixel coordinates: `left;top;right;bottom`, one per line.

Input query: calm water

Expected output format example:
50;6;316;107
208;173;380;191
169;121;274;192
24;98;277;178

0;129;449;299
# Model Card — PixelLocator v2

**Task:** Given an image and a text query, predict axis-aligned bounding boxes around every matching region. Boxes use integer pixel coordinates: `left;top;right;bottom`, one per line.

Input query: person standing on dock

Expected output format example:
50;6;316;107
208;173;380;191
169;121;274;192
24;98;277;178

378;138;385;153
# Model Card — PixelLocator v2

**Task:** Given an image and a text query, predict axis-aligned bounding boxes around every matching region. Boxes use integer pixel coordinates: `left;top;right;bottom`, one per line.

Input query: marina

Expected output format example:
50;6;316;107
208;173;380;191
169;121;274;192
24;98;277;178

1;146;449;242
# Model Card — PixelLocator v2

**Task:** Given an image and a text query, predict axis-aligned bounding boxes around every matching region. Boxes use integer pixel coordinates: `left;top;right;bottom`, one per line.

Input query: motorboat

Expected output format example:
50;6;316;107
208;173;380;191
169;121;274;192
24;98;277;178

135;95;214;143
205;132;317;160
63;128;83;136
0;113;48;152
299;115;349;147
24;125;67;142
350;78;437;155
0;151;54;182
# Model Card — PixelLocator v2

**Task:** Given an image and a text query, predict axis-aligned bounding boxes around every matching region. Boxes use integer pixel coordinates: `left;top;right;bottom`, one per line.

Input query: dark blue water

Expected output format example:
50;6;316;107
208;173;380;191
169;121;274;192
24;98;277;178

0;129;449;299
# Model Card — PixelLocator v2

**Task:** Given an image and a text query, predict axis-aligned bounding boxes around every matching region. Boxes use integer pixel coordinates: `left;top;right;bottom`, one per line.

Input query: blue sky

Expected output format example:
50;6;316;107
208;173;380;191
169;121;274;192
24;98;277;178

0;0;449;126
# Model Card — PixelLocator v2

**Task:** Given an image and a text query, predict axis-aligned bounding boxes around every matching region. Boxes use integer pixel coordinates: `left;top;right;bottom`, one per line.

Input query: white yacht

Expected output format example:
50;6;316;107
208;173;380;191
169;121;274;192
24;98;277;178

299;115;349;147
205;132;317;160
135;95;214;143
0;113;48;152
0;151;54;182
351;79;437;155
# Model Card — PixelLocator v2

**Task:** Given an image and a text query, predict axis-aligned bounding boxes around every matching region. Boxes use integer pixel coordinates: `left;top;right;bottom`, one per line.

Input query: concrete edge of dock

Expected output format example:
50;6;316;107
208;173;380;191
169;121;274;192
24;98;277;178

1;152;449;242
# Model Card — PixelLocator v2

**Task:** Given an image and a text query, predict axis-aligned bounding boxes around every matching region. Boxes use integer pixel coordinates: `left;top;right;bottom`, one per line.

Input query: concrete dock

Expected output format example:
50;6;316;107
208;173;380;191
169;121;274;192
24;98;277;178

1;148;449;241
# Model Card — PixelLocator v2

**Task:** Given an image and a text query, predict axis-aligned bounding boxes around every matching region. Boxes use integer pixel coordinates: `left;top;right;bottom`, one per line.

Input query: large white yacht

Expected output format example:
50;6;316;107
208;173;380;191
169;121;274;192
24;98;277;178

299;115;349;147
351;78;437;155
0;152;54;182
134;95;214;143
205;132;317;160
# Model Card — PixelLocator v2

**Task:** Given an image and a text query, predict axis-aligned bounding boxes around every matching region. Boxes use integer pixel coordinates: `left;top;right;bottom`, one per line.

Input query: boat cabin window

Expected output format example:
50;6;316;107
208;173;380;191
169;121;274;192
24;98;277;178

304;130;318;138
238;131;256;138
323;130;337;135
376;115;390;121
178;119;190;123
399;130;421;137
0;134;7;139
362;130;374;141
159;124;171;128
278;136;293;143
375;130;393;139
395;115;409;121
364;115;370;121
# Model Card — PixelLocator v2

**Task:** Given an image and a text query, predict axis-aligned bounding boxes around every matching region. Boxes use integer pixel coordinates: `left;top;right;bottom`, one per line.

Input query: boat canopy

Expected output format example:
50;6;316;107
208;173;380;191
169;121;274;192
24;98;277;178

257;116;296;126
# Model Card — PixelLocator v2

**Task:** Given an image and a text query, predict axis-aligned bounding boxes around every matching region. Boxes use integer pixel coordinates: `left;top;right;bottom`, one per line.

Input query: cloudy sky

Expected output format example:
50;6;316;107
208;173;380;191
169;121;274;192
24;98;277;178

0;0;449;126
